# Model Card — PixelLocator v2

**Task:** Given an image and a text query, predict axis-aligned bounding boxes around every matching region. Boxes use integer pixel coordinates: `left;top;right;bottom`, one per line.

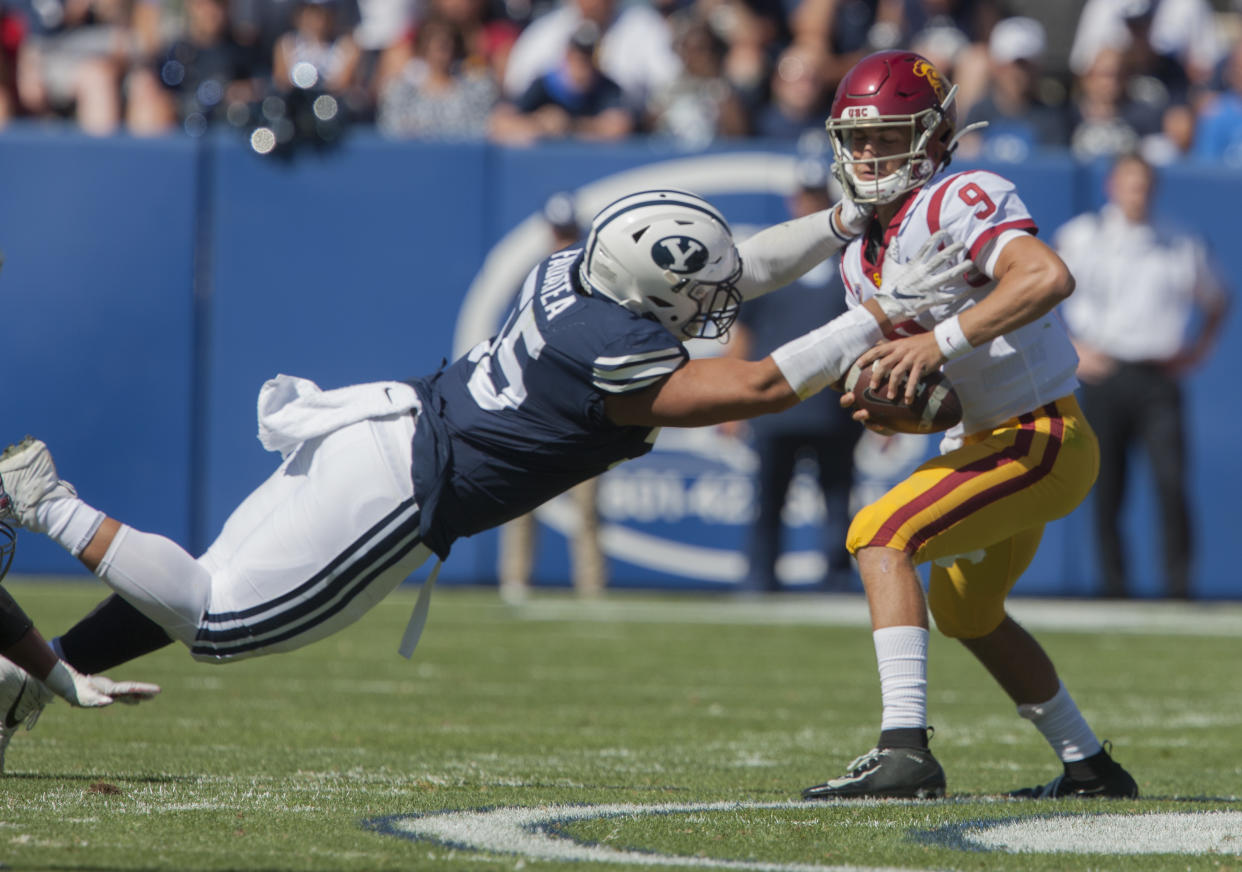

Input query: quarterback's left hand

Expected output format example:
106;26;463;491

855;332;946;405
42;661;162;708
872;230;969;322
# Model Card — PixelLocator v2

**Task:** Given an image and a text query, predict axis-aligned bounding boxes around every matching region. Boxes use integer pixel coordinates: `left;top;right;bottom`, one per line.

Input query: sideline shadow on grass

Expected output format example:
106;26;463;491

1;772;196;784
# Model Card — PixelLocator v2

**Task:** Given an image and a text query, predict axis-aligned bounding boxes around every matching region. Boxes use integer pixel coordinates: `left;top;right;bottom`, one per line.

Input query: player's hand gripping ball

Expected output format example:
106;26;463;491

843;358;963;434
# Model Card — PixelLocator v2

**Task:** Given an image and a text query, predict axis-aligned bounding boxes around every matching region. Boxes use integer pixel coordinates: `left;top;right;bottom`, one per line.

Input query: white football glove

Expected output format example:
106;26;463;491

872;229;970;322
833;198;873;239
41;661;161;709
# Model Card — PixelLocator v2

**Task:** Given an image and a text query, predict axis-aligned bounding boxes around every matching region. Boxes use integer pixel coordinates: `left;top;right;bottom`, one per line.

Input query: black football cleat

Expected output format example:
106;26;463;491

1009;744;1139;799
802;745;946;800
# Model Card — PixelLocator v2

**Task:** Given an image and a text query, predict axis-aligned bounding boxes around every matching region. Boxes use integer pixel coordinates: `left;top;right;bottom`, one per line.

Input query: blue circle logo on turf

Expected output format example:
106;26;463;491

368;803;1242;867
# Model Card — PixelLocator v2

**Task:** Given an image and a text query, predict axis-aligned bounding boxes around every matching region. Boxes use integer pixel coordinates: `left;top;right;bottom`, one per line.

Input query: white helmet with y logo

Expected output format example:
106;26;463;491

579;189;743;340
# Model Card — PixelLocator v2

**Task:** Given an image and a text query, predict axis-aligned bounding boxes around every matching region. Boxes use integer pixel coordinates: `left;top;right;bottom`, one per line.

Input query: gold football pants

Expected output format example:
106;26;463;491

846;395;1098;639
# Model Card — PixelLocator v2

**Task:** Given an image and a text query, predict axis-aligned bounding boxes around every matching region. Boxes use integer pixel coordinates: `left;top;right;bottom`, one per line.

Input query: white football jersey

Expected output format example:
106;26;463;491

840;169;1080;443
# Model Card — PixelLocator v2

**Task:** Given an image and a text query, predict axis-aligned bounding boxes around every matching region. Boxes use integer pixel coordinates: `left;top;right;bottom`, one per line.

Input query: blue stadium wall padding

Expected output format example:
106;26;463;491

2;130;1238;599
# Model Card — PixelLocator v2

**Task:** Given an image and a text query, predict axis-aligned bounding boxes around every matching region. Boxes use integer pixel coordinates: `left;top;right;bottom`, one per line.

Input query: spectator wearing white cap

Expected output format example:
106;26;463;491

958;16;1070;162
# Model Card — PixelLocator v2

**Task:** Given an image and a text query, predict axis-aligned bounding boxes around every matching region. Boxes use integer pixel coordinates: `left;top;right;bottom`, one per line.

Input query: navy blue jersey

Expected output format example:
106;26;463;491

411;247;687;557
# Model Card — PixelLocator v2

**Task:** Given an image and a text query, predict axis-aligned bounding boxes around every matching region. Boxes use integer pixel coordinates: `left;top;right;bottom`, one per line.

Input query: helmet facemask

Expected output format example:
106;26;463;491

664;260;744;340
827;83;958;205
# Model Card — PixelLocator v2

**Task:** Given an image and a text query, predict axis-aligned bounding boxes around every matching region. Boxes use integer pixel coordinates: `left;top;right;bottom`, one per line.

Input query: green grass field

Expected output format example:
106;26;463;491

1;580;1240;872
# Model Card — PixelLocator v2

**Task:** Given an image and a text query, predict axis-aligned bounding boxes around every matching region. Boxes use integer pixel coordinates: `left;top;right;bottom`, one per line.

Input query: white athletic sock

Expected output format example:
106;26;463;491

874;626;929;731
1016;681;1102;763
35;497;105;557
94;524;211;648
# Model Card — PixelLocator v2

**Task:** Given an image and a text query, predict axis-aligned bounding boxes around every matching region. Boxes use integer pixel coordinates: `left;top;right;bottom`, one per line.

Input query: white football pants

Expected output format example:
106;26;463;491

95;411;431;661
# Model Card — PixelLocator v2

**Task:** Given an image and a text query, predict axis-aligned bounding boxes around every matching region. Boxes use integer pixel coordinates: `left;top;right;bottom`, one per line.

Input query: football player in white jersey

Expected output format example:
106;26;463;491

0;187;965;766
798;50;1138;800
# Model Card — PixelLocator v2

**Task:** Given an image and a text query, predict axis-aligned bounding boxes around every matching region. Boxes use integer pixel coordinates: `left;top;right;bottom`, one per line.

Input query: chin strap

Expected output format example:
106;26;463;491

398;559;443;659
945;121;989;159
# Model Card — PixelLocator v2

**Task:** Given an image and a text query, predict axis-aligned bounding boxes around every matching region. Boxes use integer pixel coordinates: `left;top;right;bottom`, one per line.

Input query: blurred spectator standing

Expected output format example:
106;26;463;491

1070;0;1224;90
424;0;517;85
959;16;1070;161
488;20;631;144
497;192;607;604
272;0;362;109
376;12;497;138
645;13;748;145
1066;45;1162;161
1193;40;1242;165
692;0;789;112
125;0;260;135
788;0;906;92
349;0;415;93
501;0;680;111
751;42;830;140
1055;152;1230;599
12;0;144;133
374;0;518;104
723;160;862;594
1;2;21;121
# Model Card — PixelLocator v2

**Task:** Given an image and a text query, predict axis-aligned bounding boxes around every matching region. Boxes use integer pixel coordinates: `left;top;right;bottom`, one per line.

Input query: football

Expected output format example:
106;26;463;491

843;358;963;434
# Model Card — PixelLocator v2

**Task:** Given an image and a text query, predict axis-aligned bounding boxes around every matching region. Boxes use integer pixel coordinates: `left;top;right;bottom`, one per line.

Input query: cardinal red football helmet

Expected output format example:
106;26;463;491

826;50;959;204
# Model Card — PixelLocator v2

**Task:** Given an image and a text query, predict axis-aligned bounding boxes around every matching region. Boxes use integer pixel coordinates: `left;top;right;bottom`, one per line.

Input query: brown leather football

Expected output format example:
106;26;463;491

843;359;963;434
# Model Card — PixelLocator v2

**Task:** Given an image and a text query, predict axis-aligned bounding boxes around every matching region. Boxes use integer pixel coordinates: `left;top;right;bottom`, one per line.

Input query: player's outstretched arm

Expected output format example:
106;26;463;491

1;621;161;709
735;200;871;301
606;229;972;428
605;357;799;428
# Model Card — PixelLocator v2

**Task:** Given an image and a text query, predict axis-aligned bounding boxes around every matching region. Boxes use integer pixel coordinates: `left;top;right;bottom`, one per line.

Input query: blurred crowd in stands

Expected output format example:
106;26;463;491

3;0;1242;164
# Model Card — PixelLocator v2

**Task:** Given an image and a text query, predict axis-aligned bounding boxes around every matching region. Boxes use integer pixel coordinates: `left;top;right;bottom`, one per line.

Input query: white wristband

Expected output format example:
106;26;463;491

43;661;77;701
771;306;884;399
933;315;973;360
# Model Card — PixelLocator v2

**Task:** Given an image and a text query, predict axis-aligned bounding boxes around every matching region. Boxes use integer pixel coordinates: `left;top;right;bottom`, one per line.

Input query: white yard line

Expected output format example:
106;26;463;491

495;594;1242;638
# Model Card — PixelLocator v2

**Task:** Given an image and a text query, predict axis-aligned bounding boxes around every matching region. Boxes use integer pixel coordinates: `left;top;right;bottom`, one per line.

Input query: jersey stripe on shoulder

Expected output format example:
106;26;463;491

592;348;684;393
926;170;973;233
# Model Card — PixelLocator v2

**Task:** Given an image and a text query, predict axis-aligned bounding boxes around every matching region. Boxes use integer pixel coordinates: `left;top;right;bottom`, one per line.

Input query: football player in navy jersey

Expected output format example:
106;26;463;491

0;188;966;760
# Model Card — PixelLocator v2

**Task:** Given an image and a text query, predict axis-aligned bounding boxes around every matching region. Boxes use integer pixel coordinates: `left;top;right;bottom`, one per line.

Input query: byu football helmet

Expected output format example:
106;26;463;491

579;189;743;340
826;50;961;205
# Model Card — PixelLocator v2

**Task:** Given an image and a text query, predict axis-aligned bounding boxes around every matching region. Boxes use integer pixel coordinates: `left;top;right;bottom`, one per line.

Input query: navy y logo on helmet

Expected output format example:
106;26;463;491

651;236;708;274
